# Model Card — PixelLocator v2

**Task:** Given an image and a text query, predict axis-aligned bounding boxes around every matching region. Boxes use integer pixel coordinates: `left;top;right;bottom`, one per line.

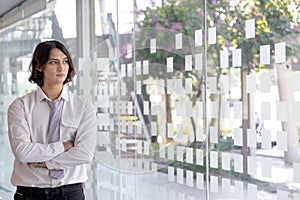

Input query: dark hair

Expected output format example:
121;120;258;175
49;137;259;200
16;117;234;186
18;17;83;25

28;40;75;87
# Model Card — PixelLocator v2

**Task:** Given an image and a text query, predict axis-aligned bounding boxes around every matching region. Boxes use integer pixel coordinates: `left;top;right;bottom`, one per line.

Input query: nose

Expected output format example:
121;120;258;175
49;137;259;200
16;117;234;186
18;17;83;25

57;61;66;71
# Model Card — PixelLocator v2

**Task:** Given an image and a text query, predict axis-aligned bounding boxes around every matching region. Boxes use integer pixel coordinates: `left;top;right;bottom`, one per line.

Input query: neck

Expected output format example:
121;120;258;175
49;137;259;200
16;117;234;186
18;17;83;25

41;84;63;101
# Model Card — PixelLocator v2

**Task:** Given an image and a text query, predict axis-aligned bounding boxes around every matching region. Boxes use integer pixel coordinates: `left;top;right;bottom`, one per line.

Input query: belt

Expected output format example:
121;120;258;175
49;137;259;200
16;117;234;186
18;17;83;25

16;183;82;197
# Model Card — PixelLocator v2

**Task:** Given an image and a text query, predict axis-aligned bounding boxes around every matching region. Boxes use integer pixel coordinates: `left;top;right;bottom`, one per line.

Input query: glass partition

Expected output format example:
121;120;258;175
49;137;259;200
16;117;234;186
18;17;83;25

0;0;300;199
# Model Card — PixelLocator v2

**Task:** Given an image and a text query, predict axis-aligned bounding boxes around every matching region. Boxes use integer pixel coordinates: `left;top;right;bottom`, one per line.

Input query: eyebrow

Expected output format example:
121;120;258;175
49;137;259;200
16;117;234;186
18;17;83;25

48;57;68;61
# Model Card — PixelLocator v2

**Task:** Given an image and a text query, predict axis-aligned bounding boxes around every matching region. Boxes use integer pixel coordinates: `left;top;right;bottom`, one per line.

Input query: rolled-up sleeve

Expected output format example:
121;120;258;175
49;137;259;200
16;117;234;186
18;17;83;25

8;98;65;163
46;101;97;169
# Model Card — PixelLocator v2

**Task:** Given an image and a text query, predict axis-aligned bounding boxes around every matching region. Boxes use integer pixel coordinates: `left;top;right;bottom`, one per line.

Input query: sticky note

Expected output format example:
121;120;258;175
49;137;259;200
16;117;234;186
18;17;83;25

159;144;165;158
261;157;272;178
234;154;243;173
143;60;149;75
186;147;193;164
196;101;203;117
127;63;132;77
196;126;203;142
196;149;203;166
121;64;126;77
261;102;271;120
151;122;157;136
247;183;257;200
127;101;133;115
177;146;184;162
222;178;231;194
144;141;150;155
185;78;193;94
208;27;216;44
220;76;229;94
222;152;231;171
186;101;193;117
175;33;182;49
168;123;174;138
232;48;242;67
210;176;218;193
195;29;202;46
275;42;286;63
167;57;173;73
150;38;156;54
234;102;242;119
260;74;270;93
210;102;218;118
177;124;183;138
260;45;270;65
168;166;174;182
143;101;149;115
168;144;174;160
245;19;255;39
177;168;184;184
136;81;141;94
127;44;132;58
247;156;257;176
136;61;141;75
195;53;203;70
277;131;287;151
247;129;256;148
210;126;218;144
196;173;204;189
234;181;243;198
220;49;229;68
277;190;289;200
262;130;271;149
208;76;217;94
210;151;218;169
186;170;194;187
246;74;256;93
185;55;193;71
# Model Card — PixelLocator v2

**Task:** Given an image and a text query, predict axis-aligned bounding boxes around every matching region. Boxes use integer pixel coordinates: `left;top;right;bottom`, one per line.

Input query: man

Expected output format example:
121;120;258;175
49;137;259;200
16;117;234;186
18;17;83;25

7;40;97;199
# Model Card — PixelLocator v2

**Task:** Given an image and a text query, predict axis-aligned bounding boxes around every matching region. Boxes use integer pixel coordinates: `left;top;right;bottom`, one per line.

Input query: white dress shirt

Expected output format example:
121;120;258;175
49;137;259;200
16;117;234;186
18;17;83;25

7;87;97;188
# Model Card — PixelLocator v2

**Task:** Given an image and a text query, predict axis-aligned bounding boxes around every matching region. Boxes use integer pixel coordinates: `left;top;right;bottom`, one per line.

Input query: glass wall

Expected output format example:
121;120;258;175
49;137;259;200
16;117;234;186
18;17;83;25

0;0;300;199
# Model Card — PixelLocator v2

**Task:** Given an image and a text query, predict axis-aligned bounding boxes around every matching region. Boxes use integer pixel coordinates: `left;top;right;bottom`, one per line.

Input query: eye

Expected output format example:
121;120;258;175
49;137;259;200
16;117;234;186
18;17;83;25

48;60;57;65
63;60;68;64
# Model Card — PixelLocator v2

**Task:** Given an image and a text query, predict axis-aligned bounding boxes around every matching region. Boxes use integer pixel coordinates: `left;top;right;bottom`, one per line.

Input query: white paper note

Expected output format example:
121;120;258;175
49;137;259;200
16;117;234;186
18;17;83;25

245;19;255;39
247;156;257;176
247;183;257;200
246;74;256;93
220;49;229;68
196;173;204;189
143;60;149;75
185;55;193;71
210;176;218;193
210;126;218;144
175;33;182;49
262;130;271;149
277;131;287;151
167;57;173;73
177;146;184;162
168;144;174;160
186;147;193;164
150;38;156;54
186;170;194;187
136;61;141;75
196;126;203;142
232;48;242;67
168;123;174;138
275;42;286;63
234;154;243;173
222;152;231;171
195;53;203;70
210;151;218;169
177;168;184;184
196;149;203;166
195;29;202;46
260;74;270;93
168;166;174;182
261;157;272;178
222;178;231;194
159;144;165;158
208;27;216;44
247;129;256;148
260;45;270;65
208;76;217;94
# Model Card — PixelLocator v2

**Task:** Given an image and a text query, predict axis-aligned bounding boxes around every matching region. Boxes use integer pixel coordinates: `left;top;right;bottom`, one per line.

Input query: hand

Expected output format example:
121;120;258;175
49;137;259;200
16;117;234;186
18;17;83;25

63;141;74;151
28;162;46;168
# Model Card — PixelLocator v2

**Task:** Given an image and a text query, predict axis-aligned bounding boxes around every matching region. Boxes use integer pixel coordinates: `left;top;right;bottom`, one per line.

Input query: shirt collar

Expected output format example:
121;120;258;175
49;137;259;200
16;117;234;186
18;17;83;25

36;86;69;102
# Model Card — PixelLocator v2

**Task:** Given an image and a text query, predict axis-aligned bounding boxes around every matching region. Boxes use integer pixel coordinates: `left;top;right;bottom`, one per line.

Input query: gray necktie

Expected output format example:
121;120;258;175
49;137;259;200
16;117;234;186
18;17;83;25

46;99;64;179
47;100;61;143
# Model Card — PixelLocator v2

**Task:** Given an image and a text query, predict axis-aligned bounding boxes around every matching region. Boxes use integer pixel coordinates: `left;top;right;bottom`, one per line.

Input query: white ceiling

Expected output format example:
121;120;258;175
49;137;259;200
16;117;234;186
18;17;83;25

0;0;27;18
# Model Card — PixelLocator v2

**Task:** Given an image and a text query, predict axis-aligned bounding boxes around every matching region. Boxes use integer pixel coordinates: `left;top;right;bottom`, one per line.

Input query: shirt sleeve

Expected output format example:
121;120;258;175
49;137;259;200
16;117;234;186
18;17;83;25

46;101;97;169
7;98;65;163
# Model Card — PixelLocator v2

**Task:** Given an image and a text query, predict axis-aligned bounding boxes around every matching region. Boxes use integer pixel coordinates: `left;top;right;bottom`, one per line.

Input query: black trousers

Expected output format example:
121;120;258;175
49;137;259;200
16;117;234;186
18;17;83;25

14;183;85;200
